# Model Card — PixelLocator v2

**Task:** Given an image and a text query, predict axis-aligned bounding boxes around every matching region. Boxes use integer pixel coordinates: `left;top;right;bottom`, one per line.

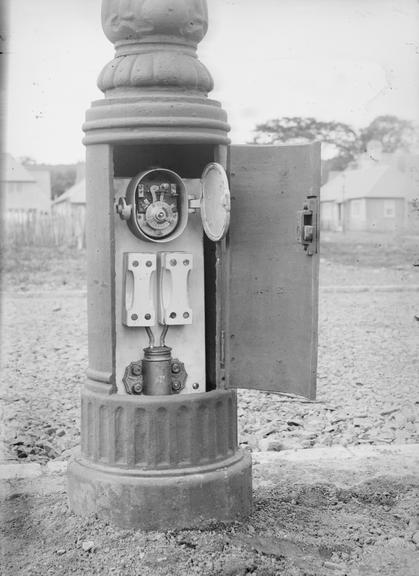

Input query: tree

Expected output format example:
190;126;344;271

360;115;418;153
251;117;361;170
19;156;38;166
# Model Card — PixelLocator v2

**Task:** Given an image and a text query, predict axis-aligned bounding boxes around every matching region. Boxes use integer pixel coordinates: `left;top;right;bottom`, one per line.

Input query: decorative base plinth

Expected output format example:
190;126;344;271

68;388;251;529
67;450;252;530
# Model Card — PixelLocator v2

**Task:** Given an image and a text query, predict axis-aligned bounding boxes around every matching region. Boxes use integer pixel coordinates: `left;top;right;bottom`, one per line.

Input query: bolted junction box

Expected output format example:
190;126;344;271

67;0;320;531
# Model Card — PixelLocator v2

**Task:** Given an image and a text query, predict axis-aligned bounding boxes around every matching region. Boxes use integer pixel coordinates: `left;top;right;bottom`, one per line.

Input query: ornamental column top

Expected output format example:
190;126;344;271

98;0;213;95
101;0;208;47
84;0;230;146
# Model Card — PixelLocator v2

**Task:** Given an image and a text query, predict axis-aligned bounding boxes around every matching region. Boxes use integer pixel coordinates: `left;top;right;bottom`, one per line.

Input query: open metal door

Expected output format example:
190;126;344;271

226;143;320;399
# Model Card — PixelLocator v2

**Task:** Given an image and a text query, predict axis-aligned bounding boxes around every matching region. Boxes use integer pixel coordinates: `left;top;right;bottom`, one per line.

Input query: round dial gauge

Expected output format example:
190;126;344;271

124;168;188;243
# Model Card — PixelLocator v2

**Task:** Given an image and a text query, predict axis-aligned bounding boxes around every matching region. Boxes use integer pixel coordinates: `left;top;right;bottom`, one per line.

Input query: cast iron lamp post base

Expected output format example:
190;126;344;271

67;389;252;530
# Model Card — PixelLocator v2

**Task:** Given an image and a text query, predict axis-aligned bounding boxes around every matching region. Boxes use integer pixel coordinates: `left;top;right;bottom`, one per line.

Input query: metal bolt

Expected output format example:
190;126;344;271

146;260;153;268
183;312;190;319
116;197;131;220
170;312;177;319
131;314;138;321
192;382;199;390
170;259;177;266
132;383;143;394
183;259;190;266
144;313;151;320
171;362;181;374
132;260;139;267
172;381;182;392
131;364;142;376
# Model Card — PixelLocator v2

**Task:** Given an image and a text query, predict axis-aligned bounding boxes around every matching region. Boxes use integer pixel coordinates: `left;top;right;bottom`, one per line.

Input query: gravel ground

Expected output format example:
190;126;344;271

1;236;418;464
0;293;85;462
239;290;419;453
1;237;419;576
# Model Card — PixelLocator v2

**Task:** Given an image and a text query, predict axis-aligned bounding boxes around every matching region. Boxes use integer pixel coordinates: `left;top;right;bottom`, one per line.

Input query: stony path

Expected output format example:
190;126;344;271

238;288;419;452
1;265;418;463
0;293;85;462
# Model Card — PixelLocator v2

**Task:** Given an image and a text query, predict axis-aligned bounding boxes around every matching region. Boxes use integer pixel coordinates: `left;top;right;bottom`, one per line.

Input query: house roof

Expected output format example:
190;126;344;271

53;179;86;205
321;162;418;203
1;154;36;183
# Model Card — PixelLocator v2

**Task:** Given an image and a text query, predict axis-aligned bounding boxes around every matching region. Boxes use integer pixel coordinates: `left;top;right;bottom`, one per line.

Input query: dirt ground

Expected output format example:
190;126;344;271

1;232;419;575
1;456;419;576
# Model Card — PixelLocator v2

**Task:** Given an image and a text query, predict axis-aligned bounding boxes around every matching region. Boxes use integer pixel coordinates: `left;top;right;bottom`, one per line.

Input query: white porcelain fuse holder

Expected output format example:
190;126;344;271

158;252;193;326
123;253;156;327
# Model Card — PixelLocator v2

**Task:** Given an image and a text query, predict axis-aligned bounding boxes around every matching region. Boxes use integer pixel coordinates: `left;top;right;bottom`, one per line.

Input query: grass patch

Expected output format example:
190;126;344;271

1;245;86;291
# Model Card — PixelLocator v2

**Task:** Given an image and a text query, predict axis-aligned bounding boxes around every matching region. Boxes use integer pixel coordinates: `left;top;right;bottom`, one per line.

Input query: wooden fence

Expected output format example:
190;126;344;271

5;208;86;249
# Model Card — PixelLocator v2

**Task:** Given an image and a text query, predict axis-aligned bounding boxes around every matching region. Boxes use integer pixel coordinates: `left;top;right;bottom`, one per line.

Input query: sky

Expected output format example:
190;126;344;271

3;0;419;164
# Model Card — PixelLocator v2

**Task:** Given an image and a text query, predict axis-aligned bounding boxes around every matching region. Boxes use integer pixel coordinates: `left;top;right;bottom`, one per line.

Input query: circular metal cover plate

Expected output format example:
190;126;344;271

201;163;231;242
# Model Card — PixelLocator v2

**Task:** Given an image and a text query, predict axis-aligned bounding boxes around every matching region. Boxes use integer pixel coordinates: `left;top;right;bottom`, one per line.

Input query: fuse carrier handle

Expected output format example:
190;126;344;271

158;252;193;326
123;252;193;328
123;253;157;327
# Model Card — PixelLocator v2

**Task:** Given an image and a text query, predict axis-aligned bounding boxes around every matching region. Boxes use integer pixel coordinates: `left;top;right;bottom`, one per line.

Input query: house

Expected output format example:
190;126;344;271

52;177;86;248
320;156;418;232
52;178;86;214
1;154;51;215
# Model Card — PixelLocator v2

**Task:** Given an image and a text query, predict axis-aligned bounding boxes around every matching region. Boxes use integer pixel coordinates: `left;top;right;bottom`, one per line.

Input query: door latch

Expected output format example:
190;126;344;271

297;199;318;256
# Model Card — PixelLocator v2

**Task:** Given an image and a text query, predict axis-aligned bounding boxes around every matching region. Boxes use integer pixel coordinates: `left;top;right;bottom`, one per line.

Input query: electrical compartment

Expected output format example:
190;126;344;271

115;159;231;396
